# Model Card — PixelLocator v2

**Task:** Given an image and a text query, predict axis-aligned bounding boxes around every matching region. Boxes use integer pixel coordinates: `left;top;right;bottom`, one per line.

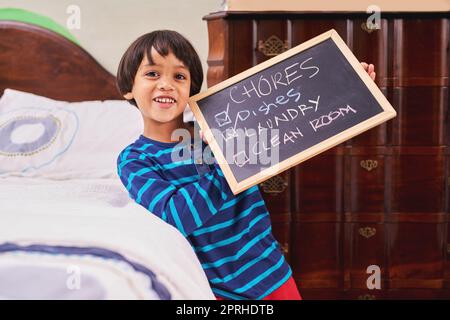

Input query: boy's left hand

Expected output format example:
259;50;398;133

361;62;376;81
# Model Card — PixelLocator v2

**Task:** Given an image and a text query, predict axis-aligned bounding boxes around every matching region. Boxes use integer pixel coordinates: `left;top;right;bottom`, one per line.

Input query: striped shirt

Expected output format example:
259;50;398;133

117;134;292;300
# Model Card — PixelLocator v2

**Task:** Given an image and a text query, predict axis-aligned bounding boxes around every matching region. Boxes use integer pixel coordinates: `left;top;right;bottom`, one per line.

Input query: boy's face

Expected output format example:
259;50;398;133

124;47;191;126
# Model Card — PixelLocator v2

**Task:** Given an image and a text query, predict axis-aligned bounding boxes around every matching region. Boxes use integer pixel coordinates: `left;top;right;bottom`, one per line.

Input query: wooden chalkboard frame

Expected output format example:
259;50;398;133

188;29;397;194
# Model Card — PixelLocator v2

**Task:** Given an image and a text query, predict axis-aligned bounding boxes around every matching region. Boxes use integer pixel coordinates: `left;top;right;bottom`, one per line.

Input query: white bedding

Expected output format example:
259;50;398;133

0;177;214;300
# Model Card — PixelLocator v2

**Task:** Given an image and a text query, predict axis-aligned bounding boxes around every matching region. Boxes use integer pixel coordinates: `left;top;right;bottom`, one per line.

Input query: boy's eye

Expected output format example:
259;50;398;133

145;71;159;77
175;73;187;80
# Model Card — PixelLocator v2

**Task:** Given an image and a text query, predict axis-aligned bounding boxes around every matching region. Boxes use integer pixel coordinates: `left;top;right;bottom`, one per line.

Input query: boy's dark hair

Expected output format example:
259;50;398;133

116;30;203;107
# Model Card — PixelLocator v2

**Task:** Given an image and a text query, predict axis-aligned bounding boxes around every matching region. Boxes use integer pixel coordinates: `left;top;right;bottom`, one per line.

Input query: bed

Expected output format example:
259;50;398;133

0;19;214;300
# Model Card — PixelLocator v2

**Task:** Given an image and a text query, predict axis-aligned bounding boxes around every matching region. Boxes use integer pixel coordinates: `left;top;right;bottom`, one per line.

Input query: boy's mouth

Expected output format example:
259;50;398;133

153;96;177;109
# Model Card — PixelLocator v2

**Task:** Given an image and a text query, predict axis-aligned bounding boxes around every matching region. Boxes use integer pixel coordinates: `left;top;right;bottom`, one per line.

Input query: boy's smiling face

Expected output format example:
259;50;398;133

124;47;191;128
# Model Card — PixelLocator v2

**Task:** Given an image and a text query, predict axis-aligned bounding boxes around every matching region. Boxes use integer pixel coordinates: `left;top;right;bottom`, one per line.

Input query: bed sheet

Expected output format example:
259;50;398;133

0;177;214;300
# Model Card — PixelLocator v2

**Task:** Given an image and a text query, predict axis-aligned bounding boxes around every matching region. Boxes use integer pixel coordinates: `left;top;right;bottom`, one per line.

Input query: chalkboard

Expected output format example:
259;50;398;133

188;29;396;194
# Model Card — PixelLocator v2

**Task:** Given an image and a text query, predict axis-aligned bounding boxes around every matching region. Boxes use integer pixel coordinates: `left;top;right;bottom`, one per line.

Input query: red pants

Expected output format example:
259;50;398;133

216;276;302;300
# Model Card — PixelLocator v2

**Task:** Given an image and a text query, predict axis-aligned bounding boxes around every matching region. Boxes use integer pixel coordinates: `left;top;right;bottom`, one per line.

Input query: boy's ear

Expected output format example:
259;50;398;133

123;92;133;99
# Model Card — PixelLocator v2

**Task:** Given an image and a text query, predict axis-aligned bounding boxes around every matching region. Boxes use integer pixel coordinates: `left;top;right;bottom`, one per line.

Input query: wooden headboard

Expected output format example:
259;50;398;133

0;20;121;101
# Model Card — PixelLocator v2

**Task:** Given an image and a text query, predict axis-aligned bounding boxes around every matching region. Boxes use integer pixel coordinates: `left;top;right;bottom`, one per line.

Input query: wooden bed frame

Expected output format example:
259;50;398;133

0;20;121;101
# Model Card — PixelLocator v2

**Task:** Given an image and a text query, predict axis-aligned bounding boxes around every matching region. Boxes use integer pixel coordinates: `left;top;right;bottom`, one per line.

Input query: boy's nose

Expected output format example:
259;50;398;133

157;79;174;91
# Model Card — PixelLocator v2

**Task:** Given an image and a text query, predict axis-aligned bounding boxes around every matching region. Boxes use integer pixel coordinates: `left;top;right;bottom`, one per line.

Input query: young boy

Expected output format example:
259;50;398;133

116;30;375;300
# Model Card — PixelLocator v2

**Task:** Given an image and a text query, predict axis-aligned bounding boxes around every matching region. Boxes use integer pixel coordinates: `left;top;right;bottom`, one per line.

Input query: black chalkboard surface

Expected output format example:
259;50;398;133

189;29;396;194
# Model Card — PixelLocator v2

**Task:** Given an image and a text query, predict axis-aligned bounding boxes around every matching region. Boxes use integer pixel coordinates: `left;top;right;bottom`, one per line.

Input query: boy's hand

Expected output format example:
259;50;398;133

361;62;376;81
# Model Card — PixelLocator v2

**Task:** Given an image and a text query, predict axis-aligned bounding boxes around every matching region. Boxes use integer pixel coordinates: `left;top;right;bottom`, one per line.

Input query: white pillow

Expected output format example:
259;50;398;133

0;89;143;179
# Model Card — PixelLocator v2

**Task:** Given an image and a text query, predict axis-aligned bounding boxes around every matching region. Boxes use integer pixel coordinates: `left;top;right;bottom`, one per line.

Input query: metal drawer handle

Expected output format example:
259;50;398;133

360;159;378;172
359;227;376;239
260;175;288;193
258;35;288;56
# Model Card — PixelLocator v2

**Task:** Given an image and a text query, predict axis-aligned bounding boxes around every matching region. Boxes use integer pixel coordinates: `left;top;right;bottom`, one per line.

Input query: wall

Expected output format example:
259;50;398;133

0;0;222;91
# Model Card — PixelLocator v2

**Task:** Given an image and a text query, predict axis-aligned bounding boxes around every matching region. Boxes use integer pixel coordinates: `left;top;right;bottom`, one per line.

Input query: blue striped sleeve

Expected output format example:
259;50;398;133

117;157;232;236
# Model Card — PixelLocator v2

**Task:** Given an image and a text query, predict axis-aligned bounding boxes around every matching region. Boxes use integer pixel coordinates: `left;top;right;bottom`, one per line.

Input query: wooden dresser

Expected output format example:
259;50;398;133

203;10;449;299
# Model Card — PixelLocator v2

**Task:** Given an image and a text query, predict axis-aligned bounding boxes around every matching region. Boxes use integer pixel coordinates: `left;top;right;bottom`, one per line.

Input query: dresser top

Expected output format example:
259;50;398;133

218;0;449;13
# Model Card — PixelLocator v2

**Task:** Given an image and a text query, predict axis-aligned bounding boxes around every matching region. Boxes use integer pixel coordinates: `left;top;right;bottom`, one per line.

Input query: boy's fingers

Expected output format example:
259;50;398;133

371;72;376;81
361;62;368;70
369;64;375;73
